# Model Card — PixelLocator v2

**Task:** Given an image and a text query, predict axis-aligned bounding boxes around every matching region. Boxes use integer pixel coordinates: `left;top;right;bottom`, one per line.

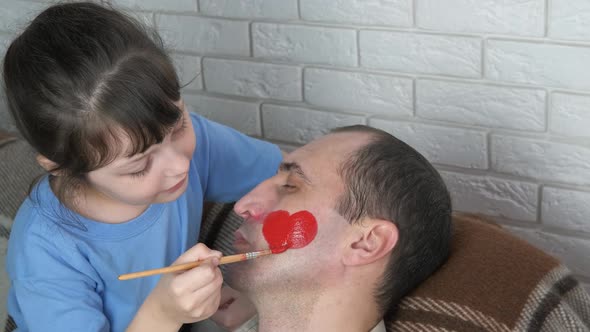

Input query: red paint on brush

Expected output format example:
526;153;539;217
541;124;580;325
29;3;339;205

262;210;318;253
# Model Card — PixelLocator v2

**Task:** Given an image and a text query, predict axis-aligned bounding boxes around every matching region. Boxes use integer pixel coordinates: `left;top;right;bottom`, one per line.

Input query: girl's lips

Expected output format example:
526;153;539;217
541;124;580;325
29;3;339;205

165;176;187;193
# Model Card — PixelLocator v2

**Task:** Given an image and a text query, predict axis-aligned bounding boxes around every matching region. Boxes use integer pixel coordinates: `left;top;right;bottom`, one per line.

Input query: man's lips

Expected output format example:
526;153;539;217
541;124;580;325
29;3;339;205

233;231;251;251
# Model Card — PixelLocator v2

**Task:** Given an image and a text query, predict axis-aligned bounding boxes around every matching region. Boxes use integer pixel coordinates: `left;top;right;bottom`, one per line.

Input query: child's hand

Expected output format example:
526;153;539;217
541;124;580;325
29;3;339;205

146;243;224;326
211;286;257;331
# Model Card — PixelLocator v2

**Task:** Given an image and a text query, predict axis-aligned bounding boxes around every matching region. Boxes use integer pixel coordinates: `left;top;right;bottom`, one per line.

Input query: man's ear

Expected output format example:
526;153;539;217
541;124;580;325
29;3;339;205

36;154;60;176
342;219;398;266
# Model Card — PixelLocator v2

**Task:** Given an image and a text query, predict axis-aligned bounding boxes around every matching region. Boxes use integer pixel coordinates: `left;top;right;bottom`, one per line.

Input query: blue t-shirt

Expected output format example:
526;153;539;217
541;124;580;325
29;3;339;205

6;113;282;332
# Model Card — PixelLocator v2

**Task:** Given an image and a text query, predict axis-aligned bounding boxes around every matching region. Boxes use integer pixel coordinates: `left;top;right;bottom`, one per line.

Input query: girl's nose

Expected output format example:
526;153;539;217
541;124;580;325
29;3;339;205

162;148;190;177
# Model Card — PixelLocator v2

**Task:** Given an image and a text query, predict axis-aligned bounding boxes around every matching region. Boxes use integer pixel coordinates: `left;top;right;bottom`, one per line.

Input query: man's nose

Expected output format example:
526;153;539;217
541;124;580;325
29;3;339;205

234;180;277;223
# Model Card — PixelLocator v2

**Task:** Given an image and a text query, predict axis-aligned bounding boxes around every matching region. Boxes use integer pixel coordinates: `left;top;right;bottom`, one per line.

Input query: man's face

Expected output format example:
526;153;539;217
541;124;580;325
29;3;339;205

227;132;371;294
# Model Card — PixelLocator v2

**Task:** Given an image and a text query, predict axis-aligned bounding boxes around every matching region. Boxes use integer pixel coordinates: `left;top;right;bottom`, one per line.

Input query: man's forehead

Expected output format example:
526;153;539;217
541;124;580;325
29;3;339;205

290;132;371;159
283;132;372;177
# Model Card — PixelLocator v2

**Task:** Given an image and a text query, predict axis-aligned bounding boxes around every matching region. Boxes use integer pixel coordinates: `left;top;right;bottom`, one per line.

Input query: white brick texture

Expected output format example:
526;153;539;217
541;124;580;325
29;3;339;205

252;23;357;67
491;135;590;186
0;1;45;33
123;10;155;29
542;187;590;233
550;93;590;138
441;171;538;221
183;94;261;136
300;0;412;27
508;227;590;277
156;15;249;55
304;68;413;116
261;104;364;144
360;31;481;77
486;40;590;90
417;80;546;131
171;54;202;90
199;0;298;19
111;0;196;12
549;0;590;41
0;33;10;56
370;119;488;169
202;58;301;101
416;0;545;36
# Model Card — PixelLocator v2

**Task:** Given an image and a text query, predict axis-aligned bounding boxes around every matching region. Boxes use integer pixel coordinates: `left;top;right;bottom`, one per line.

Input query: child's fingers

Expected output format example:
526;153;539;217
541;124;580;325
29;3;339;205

185;276;223;318
173;264;223;319
174;243;222;265
170;278;222;320
172;260;223;294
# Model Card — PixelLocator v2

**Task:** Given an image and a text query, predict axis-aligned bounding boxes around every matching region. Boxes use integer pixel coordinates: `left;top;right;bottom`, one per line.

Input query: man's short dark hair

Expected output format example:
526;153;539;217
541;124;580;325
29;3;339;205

332;125;452;319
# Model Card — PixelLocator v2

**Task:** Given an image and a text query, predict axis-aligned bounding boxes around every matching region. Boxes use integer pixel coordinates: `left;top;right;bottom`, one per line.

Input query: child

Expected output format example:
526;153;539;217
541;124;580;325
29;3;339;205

2;2;281;331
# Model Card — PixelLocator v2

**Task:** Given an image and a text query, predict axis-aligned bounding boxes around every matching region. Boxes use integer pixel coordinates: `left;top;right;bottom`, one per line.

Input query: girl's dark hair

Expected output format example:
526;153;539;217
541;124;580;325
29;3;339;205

2;2;182;203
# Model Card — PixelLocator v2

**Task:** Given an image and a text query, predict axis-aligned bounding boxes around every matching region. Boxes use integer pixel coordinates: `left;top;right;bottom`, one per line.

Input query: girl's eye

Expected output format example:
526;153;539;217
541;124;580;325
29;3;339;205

173;117;187;136
129;169;148;179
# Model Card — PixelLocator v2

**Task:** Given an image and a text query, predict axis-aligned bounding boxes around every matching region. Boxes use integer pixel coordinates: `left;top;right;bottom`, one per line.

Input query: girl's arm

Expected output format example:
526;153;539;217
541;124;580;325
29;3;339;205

126;243;223;332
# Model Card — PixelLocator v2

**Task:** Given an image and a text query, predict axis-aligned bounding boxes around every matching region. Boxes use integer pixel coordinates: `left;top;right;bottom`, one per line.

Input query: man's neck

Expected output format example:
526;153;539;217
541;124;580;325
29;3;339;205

252;283;380;332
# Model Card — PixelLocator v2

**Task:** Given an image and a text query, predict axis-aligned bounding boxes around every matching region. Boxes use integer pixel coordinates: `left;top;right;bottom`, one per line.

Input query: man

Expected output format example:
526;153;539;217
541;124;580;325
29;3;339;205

223;125;452;332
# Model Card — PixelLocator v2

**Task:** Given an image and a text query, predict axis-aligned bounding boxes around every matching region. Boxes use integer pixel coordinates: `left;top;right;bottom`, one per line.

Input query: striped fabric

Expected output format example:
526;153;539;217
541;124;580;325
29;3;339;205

389;267;590;332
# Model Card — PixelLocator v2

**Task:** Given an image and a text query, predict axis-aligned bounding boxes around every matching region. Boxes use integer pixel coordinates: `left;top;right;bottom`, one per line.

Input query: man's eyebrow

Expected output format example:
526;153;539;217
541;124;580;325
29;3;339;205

279;162;312;184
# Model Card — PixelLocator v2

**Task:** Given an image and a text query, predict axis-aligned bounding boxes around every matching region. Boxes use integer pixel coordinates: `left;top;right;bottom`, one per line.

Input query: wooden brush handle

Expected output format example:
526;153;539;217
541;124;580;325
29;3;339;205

118;249;272;280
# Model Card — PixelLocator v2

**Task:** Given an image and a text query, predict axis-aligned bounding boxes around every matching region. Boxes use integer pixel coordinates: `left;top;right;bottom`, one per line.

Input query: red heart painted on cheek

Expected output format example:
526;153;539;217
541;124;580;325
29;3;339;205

262;210;318;254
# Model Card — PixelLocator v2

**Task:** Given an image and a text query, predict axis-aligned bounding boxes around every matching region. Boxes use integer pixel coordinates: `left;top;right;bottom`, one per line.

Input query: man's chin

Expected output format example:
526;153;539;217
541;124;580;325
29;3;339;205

226;262;264;293
225;268;248;292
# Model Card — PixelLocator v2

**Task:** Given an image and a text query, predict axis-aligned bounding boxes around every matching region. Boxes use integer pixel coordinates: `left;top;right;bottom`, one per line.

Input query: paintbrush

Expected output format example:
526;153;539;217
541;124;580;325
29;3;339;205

118;249;273;280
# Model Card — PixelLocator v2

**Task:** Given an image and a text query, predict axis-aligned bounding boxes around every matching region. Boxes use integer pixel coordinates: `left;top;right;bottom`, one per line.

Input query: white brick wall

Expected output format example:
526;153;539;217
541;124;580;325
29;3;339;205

416;0;545;36
112;0;196;12
416;80;546;131
0;1;45;33
183;94;261;136
304;68;413;116
441;171;538;222
199;0;298;20
253;23;357;66
370;119;488;169
202;58;301;101
360;31;481;77
156;15;249;55
1;0;590;280
0;33;10;56
486;40;590;90
299;0;412;27
542;187;590;233
549;0;590;41
491;135;590;186
550;93;590;137
261;104;365;144
171;54;203;91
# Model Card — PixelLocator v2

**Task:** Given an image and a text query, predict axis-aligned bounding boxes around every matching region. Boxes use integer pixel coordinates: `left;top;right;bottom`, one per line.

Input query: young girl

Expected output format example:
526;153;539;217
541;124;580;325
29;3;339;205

3;2;281;331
